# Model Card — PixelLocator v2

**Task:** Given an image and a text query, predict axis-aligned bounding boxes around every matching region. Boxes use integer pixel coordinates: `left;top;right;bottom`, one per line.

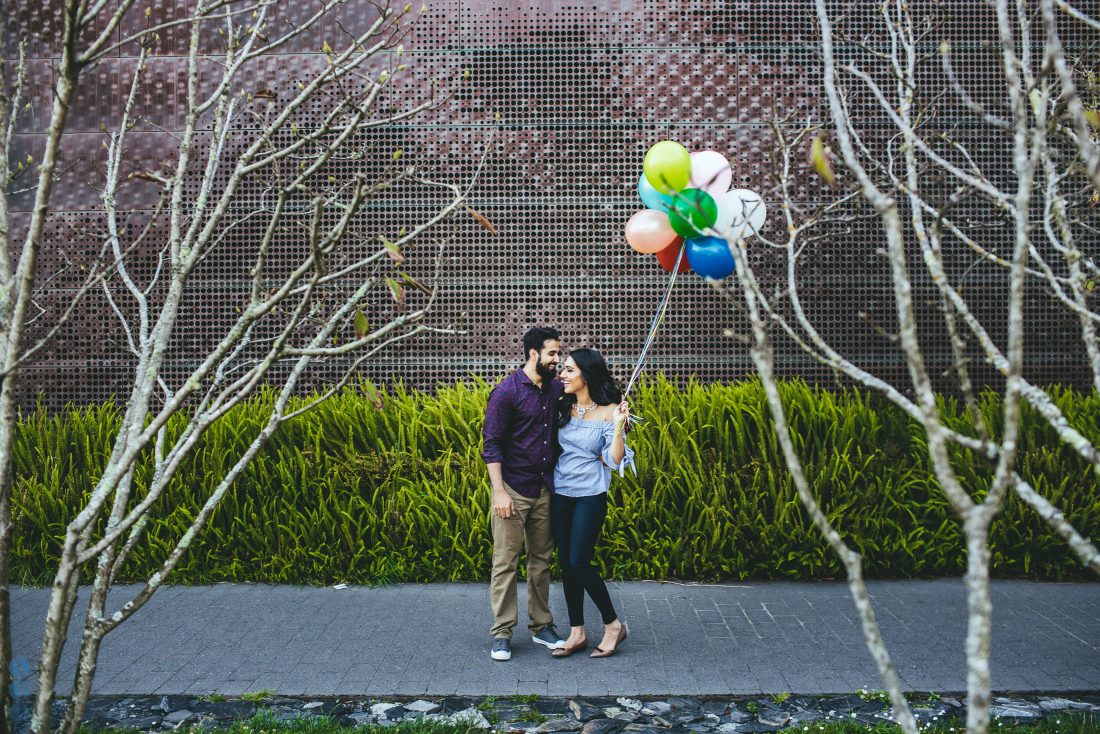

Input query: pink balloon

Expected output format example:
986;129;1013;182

689;150;733;196
625;209;678;254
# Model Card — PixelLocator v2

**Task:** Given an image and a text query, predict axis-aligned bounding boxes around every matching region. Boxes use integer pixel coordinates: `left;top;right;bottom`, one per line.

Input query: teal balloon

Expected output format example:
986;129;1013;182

685;236;736;279
637;172;673;213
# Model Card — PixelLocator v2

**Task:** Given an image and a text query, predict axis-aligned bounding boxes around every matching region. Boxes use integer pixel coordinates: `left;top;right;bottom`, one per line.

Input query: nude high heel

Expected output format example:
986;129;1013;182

589;624;627;658
551;638;588;658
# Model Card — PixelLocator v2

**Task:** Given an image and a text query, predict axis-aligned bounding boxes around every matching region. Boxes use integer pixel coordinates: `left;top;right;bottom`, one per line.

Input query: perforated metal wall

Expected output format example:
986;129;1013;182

5;1;1096;407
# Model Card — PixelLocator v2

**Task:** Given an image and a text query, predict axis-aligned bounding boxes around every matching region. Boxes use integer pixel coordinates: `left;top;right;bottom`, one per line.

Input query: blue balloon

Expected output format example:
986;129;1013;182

685;236;736;279
637;172;673;213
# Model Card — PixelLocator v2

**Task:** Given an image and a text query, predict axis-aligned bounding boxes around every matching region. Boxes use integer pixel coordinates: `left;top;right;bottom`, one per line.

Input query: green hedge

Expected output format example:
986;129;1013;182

11;378;1100;585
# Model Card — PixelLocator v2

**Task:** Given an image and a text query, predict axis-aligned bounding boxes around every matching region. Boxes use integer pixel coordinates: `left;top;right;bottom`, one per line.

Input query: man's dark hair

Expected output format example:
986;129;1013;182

522;326;560;361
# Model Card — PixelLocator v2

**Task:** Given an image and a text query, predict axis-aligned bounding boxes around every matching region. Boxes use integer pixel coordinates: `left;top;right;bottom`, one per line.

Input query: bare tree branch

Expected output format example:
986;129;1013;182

736;4;1100;734
4;2;478;733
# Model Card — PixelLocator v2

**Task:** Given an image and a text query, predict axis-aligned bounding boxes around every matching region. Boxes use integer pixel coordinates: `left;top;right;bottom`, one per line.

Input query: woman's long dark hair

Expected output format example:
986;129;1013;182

557;348;623;428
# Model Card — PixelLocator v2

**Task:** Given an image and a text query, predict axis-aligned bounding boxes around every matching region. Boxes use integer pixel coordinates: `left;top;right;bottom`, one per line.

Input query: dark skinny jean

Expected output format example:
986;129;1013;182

550;492;618;627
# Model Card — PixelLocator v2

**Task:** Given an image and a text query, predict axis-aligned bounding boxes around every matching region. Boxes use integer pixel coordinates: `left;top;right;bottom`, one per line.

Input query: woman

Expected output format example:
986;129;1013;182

549;348;634;659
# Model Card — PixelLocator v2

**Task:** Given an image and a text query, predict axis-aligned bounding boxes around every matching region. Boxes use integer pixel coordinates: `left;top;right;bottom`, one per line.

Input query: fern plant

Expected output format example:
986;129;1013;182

11;378;1099;585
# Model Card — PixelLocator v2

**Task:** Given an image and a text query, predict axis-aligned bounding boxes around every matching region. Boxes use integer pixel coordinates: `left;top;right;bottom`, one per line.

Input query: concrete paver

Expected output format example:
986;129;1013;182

12;579;1099;696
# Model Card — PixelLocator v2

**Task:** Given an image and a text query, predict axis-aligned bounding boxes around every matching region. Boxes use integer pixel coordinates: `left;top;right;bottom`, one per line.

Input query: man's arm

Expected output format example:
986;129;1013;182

482;385;516;519
485;462;513;519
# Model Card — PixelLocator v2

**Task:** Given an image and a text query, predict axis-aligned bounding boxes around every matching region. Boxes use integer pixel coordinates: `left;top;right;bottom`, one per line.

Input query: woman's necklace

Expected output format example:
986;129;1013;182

574;401;598;419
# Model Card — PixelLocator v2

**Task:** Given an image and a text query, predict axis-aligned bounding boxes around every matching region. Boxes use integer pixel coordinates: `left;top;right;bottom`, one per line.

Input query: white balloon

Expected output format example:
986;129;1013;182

715;189;766;241
688;151;733;196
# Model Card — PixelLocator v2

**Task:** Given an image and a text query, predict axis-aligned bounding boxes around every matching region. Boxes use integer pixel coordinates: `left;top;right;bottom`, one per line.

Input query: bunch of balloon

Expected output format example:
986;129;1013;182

625;141;767;280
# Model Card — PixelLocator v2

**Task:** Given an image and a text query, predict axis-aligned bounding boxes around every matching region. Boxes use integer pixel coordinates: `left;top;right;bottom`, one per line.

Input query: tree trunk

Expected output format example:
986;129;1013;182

8;3;82;732
964;514;994;734
0;385;14;734
30;558;80;734
61;464;136;734
0;459;12;734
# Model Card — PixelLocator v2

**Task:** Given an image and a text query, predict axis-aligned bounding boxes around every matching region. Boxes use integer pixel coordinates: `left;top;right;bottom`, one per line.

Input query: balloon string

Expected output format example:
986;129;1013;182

623;243;685;398
614;244;684;445
627;249;682;391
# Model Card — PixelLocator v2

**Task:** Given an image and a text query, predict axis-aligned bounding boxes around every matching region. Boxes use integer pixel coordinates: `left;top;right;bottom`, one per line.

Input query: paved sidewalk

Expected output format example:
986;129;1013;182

13;580;1100;697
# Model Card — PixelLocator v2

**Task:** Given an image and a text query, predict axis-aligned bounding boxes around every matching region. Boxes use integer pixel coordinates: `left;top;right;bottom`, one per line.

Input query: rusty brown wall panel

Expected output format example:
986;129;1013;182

6;0;1097;407
4;0;118;60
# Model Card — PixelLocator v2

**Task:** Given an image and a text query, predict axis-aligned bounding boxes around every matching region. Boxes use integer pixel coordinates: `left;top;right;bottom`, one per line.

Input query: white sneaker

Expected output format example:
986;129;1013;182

532;624;566;649
490;637;512;661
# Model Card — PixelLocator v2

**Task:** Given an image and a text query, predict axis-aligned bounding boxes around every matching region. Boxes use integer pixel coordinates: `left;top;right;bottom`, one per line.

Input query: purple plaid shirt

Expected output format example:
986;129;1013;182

481;369;565;498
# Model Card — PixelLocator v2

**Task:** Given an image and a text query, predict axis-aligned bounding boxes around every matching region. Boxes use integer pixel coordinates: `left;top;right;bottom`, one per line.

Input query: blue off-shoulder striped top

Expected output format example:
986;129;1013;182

552;418;635;497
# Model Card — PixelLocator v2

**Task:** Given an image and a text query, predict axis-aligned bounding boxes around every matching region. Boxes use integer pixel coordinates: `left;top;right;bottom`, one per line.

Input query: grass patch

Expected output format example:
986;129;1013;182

241;690;274;703
857;689;891;704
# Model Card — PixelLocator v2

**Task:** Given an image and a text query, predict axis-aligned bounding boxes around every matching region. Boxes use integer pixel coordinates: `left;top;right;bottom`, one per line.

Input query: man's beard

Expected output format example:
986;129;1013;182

535;360;557;381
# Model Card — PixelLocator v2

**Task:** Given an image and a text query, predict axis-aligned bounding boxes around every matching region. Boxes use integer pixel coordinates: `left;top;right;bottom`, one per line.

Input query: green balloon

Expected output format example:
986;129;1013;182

668;189;718;238
643;140;691;195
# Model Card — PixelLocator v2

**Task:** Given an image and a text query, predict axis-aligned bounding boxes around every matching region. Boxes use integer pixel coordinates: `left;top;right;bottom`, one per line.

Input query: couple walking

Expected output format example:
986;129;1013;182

481;327;634;662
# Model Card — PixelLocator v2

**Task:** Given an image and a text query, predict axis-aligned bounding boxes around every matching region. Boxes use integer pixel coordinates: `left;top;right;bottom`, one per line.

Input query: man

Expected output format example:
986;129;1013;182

481;326;567;660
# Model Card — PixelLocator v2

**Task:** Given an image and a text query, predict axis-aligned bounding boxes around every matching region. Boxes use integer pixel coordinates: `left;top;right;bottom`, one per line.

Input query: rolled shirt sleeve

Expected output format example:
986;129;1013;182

481;383;512;465
600;422;635;476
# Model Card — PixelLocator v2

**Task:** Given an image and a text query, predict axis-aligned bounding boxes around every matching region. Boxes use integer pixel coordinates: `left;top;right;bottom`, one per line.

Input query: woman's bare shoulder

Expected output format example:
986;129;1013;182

593;404;617;421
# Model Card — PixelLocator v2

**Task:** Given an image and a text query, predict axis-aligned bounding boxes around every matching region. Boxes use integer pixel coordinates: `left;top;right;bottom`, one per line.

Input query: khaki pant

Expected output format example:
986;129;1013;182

489;482;554;639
